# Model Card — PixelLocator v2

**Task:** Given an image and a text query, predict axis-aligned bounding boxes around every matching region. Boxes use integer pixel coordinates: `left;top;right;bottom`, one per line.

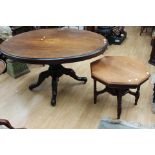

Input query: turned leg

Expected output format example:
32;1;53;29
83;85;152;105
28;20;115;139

128;86;140;105
94;79;97;104
51;76;59;106
117;90;122;119
29;70;50;90
63;67;87;84
135;86;140;105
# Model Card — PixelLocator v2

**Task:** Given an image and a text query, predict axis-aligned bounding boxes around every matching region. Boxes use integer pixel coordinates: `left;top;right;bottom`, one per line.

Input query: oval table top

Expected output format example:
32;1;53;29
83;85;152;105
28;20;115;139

0;28;107;64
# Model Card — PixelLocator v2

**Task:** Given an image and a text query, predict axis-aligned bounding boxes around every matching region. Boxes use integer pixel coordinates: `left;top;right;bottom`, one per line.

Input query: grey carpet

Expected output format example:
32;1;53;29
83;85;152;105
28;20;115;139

98;117;155;129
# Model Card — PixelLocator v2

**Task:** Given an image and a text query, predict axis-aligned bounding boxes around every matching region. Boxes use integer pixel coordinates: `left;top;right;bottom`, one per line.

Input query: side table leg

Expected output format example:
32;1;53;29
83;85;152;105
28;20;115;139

94;79;97;104
29;70;50;90
117;90;122;119
135;86;140;105
153;84;155;103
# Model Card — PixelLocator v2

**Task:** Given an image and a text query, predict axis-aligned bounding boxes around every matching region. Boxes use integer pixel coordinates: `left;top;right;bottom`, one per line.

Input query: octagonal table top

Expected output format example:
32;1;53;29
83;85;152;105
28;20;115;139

91;56;150;87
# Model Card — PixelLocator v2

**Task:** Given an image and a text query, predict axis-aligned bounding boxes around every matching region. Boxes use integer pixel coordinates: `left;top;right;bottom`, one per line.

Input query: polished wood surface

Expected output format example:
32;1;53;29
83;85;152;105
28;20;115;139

91;56;150;86
0;28;107;64
0;27;155;128
0;59;6;74
91;56;150;119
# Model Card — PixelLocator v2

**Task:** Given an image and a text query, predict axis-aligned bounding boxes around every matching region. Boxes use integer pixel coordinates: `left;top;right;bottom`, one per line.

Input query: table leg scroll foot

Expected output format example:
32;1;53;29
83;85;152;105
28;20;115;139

64;68;87;84
29;70;50;90
0;119;15;129
51;98;56;106
29;64;87;106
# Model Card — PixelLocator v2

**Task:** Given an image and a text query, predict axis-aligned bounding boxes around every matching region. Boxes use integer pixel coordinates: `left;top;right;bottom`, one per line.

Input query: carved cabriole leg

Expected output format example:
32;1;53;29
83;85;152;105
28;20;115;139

29;64;87;106
135;86;140;105
63;67;87;84
0;119;15;129
29;70;50;90
117;90;122;119
94;79;97;104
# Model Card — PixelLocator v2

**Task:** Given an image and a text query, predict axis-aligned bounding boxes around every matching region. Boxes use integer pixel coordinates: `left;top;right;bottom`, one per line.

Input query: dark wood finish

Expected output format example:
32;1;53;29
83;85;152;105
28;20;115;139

0;119;26;129
10;26;61;36
153;84;155;103
0;28;107;105
91;56;150;119
149;38;155;65
29;64;87;106
93;82;141;119
140;26;154;36
84;26;96;32
10;26;35;36
148;31;155;104
0;28;107;64
0;119;15;129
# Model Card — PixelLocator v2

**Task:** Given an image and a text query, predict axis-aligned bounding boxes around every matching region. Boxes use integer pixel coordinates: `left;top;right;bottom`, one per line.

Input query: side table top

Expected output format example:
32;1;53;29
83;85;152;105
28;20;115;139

91;56;150;87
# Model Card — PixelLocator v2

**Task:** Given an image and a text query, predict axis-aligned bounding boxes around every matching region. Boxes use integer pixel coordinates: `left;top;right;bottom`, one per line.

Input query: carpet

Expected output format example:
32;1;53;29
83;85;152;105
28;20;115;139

98;117;155;129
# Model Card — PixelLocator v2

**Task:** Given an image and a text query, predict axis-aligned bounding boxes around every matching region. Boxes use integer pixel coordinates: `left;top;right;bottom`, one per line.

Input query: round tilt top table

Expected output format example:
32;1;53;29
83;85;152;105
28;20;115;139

0;28;108;106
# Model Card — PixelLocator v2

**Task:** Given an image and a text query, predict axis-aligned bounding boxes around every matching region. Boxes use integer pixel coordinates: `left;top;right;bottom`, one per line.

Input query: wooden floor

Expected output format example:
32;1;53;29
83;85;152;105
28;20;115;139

0;26;155;128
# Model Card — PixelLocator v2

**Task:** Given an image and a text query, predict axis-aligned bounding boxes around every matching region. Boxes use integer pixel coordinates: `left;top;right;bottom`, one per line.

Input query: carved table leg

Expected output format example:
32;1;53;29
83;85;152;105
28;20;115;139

117;90;122;119
51;77;59;106
63;67;87;83
0;119;15;129
29;64;87;106
29;70;50;90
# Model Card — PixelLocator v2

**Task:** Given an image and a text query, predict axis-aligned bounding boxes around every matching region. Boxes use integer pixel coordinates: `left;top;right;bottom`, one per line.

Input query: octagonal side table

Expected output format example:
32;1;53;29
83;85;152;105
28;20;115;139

91;56;150;119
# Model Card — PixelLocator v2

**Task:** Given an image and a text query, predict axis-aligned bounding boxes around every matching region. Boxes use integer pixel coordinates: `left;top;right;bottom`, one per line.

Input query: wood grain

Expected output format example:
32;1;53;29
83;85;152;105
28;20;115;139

91;56;150;86
0;28;107;64
0;27;155;128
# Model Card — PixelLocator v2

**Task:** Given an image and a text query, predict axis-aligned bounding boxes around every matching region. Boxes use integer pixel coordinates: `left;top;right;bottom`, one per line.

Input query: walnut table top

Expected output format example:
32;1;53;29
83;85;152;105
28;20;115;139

0;28;107;64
